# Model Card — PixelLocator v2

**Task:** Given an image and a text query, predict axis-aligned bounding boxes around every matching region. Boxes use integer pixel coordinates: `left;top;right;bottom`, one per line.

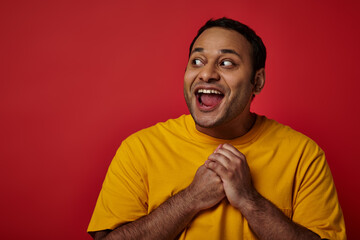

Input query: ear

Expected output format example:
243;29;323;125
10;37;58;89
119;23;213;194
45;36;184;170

253;68;265;95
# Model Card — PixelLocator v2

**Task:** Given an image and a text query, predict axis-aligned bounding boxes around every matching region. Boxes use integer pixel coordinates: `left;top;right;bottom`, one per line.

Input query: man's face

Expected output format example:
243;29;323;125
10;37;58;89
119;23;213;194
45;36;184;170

184;27;257;129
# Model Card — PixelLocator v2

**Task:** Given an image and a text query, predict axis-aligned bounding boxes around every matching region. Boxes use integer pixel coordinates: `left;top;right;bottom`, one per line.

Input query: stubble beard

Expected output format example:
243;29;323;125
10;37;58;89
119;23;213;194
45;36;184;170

184;90;251;129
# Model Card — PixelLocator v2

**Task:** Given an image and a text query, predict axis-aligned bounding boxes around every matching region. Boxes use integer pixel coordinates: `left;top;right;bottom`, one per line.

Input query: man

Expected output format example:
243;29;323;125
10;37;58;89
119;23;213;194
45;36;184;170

88;18;346;239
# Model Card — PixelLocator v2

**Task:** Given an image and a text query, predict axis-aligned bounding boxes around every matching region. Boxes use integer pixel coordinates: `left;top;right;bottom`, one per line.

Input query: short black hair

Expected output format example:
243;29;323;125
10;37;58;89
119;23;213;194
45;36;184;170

189;17;266;75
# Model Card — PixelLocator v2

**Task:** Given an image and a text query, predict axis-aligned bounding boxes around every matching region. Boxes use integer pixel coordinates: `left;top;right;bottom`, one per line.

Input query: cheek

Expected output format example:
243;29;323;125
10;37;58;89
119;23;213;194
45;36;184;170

184;70;197;88
227;79;254;98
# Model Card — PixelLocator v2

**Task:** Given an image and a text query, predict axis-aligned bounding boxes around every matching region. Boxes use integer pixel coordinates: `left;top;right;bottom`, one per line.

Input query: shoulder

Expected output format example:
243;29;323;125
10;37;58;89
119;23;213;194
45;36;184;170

259;116;324;157
111;115;190;170
261;116;321;145
121;114;190;147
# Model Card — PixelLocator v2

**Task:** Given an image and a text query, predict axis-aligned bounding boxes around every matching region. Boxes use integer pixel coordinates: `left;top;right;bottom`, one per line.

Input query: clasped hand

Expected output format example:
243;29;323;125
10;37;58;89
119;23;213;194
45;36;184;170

205;143;255;210
186;143;255;211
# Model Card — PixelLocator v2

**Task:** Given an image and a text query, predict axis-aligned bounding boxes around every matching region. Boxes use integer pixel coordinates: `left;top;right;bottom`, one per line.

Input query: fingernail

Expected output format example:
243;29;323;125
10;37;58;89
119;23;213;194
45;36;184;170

214;144;222;153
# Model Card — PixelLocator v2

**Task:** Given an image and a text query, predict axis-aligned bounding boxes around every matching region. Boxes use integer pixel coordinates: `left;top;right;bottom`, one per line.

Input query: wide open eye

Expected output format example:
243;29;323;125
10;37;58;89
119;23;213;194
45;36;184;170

192;59;204;67
220;60;234;67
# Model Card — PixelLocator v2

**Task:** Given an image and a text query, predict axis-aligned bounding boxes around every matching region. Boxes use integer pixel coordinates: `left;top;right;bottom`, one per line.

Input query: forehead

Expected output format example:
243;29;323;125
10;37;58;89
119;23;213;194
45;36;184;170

192;27;252;57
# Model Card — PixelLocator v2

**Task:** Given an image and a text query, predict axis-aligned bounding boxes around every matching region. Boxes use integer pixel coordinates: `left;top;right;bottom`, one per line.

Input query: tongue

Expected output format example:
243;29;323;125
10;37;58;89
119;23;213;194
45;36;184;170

200;94;223;107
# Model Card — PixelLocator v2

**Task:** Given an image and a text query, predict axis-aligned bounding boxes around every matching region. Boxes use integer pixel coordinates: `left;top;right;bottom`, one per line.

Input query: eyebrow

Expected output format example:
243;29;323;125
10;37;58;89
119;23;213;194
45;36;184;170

190;47;204;55
220;49;241;58
190;47;242;59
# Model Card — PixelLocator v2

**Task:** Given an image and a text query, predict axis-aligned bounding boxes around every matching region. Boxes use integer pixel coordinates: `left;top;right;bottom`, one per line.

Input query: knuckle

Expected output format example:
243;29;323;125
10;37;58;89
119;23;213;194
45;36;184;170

214;177;221;184
207;161;216;168
223;143;231;148
208;153;216;159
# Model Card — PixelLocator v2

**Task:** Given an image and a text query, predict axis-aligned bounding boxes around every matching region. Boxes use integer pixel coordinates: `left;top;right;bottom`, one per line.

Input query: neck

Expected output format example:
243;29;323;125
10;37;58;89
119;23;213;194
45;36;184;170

195;112;256;140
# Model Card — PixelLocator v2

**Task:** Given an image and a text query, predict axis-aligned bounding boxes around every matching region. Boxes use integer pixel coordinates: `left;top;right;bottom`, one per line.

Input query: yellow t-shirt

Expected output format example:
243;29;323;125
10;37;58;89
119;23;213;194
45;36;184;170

88;114;346;239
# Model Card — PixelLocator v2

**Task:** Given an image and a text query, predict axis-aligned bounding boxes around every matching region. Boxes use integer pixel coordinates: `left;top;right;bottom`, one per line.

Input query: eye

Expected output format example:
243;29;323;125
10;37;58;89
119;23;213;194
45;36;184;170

220;60;234;67
191;59;204;67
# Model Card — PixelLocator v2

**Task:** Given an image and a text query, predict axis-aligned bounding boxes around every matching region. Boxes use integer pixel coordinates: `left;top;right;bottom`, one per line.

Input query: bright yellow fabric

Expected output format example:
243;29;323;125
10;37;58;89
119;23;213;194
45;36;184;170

88;114;346;239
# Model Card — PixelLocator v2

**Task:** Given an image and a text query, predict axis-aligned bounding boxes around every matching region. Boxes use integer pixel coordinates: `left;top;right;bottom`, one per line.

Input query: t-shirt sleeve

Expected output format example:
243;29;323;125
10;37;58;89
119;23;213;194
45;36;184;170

87;140;148;232
292;143;346;240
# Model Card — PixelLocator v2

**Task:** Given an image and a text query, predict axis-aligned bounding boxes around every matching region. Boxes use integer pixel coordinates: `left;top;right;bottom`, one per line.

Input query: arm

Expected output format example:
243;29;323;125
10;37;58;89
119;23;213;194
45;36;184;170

91;165;225;240
205;143;321;240
93;189;197;240
235;190;320;240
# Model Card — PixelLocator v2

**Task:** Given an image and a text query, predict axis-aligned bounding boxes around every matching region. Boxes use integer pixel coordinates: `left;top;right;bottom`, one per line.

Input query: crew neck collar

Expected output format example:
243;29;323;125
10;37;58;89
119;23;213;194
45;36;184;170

184;114;265;145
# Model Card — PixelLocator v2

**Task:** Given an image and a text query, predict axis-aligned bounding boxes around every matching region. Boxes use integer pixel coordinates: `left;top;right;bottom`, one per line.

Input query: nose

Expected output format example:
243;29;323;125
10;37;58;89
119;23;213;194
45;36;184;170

199;64;220;82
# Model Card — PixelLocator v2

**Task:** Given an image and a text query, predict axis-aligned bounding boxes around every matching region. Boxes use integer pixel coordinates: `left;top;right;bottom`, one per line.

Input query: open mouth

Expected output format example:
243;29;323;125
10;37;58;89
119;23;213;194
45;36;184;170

195;88;224;109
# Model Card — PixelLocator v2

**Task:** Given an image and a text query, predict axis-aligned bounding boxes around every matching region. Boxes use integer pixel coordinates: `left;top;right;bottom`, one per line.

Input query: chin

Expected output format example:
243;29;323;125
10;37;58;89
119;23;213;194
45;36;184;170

187;98;229;128
192;113;224;129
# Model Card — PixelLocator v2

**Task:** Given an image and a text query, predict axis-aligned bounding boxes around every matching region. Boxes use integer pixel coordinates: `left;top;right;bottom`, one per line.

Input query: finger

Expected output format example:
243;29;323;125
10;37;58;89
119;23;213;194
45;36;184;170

214;144;223;153
207;152;231;170
201;164;221;178
215;147;239;164
205;160;228;181
194;165;223;187
221;143;245;159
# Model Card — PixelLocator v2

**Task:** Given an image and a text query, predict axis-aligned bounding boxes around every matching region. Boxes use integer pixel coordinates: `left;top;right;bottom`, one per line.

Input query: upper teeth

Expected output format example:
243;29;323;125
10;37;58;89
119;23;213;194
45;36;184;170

197;89;222;94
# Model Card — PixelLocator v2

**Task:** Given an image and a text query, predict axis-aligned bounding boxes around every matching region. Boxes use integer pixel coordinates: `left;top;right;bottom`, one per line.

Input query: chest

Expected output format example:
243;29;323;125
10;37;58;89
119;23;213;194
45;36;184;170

142;140;299;214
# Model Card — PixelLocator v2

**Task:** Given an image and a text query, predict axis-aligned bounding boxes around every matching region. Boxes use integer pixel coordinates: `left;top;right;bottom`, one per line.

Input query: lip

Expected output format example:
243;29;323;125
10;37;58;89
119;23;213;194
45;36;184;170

194;86;225;95
194;86;225;112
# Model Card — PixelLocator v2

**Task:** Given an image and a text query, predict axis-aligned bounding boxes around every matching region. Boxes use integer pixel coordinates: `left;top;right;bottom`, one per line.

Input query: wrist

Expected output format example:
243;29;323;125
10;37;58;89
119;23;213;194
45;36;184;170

234;189;263;214
177;187;202;214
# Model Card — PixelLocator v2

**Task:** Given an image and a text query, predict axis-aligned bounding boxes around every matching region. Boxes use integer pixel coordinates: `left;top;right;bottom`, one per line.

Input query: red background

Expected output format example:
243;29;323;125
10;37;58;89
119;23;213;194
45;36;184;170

1;0;359;239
